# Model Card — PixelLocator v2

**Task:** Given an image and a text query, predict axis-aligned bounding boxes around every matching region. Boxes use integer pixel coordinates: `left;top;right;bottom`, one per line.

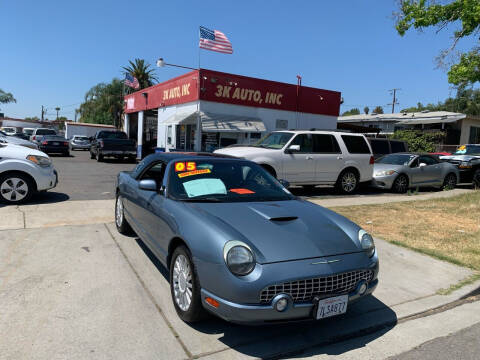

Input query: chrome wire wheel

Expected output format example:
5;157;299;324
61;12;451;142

115;196;124;227
0;177;29;202
172;254;193;311
341;172;357;193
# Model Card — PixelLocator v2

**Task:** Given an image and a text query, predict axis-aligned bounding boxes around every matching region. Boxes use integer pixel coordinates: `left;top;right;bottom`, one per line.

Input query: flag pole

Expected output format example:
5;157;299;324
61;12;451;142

198;26;201;70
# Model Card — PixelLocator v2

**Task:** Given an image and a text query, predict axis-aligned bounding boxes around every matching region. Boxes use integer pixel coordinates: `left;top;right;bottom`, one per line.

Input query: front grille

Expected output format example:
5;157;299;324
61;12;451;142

260;269;374;304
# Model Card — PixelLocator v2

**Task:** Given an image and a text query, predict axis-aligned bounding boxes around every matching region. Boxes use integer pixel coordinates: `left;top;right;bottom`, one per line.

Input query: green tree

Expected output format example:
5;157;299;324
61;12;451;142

122;58;158;91
396;0;480;85
25;116;40;121
391;130;446;152
373;106;384;114
341;108;360;116
364;106;370;114
78;79;124;127
0;89;16;104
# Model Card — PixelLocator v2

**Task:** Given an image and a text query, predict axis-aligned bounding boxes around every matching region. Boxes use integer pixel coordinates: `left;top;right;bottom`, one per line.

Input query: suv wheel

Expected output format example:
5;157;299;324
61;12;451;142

392;174;408;193
336;170;358;194
0;173;34;204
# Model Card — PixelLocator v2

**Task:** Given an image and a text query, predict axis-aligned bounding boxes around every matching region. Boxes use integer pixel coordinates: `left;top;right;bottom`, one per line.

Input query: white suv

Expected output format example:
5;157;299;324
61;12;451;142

214;130;374;193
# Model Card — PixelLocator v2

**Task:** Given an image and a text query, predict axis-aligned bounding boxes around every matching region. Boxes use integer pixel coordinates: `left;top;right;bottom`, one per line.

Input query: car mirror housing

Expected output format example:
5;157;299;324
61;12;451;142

419;163;427;168
138;179;157;191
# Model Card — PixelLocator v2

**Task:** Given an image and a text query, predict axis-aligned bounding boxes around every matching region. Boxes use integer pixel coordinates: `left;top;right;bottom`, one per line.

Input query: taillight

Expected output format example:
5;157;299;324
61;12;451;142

63;142;68;146
42;141;48;145
33;136;36;140
369;156;375;165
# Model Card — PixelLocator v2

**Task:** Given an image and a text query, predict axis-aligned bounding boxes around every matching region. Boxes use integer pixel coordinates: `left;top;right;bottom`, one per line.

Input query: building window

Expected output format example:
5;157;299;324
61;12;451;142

167;125;172;145
276;119;288;130
469;126;480;144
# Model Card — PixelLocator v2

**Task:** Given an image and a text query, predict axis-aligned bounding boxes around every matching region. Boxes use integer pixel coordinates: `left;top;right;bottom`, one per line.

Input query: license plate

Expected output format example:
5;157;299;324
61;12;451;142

53;142;59;145
315;295;348;320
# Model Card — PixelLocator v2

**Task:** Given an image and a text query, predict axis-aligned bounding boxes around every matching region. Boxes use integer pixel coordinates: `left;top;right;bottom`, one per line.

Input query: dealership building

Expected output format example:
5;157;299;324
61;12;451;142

124;69;341;158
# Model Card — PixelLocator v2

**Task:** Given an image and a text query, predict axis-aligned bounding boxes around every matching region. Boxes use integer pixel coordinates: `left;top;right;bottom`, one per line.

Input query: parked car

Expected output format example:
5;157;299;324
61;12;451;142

22;128;35;137
69;135;91;151
214;130;374;194
367;138;408;159
90;130;136;162
38;135;70;156
13;132;30;141
440;144;480;187
115;153;378;324
0;130;38;150
1;127;17;135
0;143;58;204
372;153;459;193
30;128;57;144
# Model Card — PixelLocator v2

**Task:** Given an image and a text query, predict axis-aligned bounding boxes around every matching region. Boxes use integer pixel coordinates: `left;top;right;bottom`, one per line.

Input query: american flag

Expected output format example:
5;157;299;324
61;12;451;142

199;26;233;54
124;73;140;89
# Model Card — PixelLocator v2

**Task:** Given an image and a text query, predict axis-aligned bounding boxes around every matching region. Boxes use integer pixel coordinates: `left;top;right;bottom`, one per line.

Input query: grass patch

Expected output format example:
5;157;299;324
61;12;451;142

331;191;480;271
437;273;480;295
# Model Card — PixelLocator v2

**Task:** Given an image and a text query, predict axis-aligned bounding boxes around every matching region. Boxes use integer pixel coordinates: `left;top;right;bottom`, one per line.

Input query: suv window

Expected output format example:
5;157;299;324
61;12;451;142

341;135;371;154
36;129;56;136
390;140;407;153
370;139;390;154
290;134;313;153
313;134;340;153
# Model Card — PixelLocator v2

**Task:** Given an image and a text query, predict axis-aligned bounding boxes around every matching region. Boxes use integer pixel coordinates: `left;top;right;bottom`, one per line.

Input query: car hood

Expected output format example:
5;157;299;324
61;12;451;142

214;146;279;158
0;143;48;158
373;163;405;173
1;135;35;146
187;200;361;263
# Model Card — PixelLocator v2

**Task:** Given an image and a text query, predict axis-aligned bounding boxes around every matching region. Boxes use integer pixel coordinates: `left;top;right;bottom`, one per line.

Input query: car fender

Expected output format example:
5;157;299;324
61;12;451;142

250;157;281;177
0;159;40;187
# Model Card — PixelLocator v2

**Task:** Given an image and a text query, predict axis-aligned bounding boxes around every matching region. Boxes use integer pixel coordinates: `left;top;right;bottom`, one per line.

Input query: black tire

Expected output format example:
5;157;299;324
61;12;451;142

0;172;35;204
90;151;95;159
115;194;135;235
169;245;206;323
96;151;103;162
473;169;480;189
336;169;359;194
64;151;70;157
442;173;457;190
392;174;409;193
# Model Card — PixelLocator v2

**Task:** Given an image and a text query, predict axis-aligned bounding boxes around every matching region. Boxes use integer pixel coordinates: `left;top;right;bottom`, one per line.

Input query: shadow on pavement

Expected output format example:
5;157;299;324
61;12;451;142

135;237;397;358
29;191;70;205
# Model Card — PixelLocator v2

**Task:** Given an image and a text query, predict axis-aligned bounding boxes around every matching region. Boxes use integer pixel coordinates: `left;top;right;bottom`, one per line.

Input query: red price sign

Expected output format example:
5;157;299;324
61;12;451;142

175;162;197;172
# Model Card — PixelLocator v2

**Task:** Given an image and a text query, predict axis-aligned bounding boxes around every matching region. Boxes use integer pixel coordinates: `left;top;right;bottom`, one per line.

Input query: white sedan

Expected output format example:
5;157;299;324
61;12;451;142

0;143;58;204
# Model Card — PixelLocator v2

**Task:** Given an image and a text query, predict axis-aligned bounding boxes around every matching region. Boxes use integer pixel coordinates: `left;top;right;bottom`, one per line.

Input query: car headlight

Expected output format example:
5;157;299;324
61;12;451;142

358;229;375;257
459;161;472;169
374;170;396;177
26;155;52;167
223;241;256;276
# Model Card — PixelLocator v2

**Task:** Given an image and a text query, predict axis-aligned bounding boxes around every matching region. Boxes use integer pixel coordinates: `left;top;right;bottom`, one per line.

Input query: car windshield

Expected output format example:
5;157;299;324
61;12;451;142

252;132;293;149
454;145;480;155
100;131;127;139
168;159;294;202
376;154;415;165
23;129;34;135
75;136;89;141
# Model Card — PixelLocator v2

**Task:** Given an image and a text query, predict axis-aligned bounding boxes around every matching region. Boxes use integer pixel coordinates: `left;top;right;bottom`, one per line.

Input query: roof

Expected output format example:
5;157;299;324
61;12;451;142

144;152;239;163
65;122;116;128
271;129;365;135
338;111;466;124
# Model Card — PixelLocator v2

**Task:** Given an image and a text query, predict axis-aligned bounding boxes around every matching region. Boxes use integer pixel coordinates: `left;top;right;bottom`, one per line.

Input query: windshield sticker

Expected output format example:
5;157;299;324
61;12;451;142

175;161;197;172
178;169;211;178
229;188;255;194
456;145;467;154
183;178;227;198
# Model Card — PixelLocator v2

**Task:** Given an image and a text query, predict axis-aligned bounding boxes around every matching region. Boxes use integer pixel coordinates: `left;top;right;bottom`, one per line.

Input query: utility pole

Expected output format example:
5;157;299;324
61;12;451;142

388;88;401;113
41;106;46;122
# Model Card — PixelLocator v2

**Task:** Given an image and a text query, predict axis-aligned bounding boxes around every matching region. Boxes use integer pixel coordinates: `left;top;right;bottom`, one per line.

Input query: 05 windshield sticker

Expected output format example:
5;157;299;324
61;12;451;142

175;161;197;172
229;188;255;194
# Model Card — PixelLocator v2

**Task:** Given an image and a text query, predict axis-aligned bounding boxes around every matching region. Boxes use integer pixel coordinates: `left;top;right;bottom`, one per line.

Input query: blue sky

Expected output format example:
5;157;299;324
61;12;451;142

1;1;476;119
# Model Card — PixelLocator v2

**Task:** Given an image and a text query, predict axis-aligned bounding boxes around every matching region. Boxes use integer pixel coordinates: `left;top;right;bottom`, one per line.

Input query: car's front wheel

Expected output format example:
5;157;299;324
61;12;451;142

473;169;480;189
115;194;134;235
442;173;457;190
392;174;408;193
0;172;34;204
170;246;206;323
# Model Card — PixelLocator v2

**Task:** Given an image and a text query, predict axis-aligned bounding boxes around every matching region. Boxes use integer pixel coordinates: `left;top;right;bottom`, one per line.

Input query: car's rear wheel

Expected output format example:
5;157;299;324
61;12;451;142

392;174;408;193
336;170;358;194
96;151;103;162
0;173;34;204
90;151;95;159
170;245;206;323
443;173;457;190
115;194;134;235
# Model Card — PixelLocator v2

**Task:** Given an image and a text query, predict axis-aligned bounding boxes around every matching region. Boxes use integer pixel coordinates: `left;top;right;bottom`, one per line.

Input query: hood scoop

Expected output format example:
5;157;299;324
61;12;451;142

270;216;298;222
248;204;298;222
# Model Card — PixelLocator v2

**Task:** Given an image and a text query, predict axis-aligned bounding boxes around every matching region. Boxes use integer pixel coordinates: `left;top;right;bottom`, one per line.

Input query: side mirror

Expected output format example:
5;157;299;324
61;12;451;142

419;162;427;168
138;179;157;191
286;144;300;153
279;179;290;188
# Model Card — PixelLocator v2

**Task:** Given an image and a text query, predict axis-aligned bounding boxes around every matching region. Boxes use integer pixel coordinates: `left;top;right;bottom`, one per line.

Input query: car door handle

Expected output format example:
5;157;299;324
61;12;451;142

306;156;313;160
337;156;343;160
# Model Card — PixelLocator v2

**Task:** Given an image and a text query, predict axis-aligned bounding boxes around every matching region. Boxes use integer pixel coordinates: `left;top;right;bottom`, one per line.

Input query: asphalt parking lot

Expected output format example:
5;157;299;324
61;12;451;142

32;150;462;204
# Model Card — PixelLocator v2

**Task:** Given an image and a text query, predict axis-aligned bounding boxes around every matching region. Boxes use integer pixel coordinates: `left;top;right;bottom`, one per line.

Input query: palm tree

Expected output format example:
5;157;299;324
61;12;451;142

0;89;16;104
122;59;158;91
55;107;60;120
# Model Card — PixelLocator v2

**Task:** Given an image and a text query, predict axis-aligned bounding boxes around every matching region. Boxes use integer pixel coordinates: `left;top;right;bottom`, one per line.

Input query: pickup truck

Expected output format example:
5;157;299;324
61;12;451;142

440;144;480;188
89;131;136;162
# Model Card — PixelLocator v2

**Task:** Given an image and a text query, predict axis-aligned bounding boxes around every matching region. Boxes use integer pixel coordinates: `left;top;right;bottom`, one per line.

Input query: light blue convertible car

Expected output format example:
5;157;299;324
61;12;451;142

115;153;379;324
